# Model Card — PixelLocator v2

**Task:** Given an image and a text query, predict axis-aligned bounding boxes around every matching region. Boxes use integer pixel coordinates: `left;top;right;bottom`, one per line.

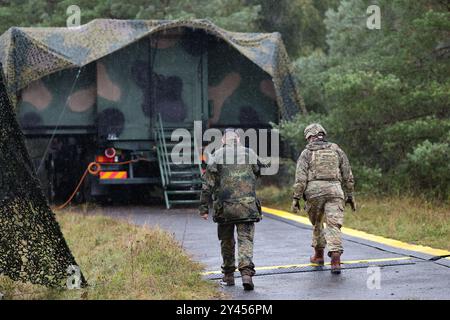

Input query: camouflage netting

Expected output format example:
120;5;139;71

0;18;306;119
0;66;85;288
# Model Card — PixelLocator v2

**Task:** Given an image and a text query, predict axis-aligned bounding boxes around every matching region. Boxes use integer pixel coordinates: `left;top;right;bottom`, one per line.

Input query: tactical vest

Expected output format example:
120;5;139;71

308;147;341;182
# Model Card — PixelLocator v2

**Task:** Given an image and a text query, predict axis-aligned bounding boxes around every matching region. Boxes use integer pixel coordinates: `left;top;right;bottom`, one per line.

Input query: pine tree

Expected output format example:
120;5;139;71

279;0;450;198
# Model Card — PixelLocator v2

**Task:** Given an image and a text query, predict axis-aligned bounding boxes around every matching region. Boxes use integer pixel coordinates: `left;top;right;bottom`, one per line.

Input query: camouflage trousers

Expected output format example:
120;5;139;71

217;222;255;276
305;197;344;254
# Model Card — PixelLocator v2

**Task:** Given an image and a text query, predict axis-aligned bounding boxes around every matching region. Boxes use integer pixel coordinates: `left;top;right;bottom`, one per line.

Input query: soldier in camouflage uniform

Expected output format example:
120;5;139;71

199;129;263;290
291;123;355;274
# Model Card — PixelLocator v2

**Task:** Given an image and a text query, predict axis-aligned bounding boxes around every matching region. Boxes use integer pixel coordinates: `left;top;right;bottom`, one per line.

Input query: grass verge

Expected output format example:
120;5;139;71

258;186;450;251
0;212;222;300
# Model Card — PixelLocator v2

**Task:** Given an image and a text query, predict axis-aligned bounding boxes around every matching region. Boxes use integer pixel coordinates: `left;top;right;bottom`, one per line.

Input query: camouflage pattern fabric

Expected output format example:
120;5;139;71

218;222;255;276
293;140;354;255
208;40;279;126
293;141;354;200
305;197;344;253
200;140;261;275
16;27;279;133
304;123;327;140
0;19;305;119
0;67;85;287
199;140;263;224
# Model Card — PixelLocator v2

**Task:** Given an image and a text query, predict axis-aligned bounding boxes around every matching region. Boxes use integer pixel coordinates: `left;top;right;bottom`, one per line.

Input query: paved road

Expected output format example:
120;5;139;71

99;205;450;300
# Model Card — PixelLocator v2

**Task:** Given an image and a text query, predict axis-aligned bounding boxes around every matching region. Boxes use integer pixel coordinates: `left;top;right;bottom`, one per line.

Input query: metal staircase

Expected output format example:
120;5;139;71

155;114;203;209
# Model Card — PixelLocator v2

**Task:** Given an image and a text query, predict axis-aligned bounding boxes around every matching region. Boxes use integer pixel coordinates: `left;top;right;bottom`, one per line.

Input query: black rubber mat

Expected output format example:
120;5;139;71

203;258;415;280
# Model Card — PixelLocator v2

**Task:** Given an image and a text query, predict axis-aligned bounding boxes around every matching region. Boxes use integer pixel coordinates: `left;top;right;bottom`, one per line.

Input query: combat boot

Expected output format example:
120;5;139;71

221;273;235;286
242;275;254;291
310;248;325;265
330;252;341;274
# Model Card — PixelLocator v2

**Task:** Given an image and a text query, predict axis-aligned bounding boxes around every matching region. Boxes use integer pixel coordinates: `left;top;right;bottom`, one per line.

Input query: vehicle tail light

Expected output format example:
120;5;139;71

96;155;114;163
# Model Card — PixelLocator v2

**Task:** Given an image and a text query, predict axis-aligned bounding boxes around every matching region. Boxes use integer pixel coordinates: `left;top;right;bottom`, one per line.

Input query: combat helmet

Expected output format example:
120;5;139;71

304;123;327;140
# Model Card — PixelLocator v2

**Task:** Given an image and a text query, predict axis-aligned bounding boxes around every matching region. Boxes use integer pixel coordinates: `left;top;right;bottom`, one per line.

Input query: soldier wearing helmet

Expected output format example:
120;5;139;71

291;123;355;274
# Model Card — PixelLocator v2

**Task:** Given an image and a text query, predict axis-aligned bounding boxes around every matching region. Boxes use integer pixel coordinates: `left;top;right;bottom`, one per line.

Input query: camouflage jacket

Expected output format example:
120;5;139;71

293;141;354;201
199;141;263;224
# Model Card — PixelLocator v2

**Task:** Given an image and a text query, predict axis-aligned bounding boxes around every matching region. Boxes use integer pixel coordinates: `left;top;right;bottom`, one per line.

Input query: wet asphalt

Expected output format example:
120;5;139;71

99;205;450;300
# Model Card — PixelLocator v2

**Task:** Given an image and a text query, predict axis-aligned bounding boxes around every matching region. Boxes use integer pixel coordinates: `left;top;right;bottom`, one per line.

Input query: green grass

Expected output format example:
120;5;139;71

258;186;450;251
0;212;223;300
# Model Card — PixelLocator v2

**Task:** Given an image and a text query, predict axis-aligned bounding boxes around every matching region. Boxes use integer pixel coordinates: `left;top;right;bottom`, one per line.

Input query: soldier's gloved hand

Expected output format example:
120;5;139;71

345;195;356;212
291;198;301;213
199;212;209;220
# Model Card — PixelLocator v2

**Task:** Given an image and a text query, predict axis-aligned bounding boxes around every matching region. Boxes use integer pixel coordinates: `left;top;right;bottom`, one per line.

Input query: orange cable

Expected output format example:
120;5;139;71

54;158;151;210
54;168;89;211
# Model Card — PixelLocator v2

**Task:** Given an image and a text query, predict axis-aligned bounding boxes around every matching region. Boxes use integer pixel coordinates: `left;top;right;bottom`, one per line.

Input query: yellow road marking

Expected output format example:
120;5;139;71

262;206;450;259
202;257;412;275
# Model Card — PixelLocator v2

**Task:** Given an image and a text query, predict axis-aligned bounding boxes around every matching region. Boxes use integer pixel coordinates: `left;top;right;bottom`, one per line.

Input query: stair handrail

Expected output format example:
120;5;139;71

157;113;172;178
155;129;166;187
193;123;203;176
155;114;170;186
